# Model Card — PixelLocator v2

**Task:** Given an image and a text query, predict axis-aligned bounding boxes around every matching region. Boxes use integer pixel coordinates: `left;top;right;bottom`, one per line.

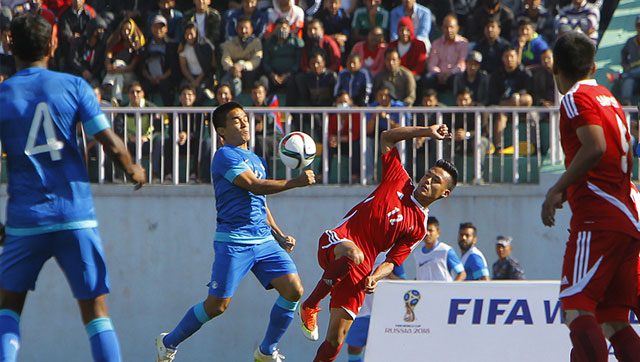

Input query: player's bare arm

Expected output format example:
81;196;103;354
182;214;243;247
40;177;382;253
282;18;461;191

364;261;395;294
541;125;605;226
379;125;450;155
266;204;296;252
93;128;147;187
454;270;467;281
233;169;315;195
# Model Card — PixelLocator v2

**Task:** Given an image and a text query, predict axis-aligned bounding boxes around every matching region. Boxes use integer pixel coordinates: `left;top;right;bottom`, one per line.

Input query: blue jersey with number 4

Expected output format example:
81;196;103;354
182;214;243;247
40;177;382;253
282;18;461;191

0;67;110;235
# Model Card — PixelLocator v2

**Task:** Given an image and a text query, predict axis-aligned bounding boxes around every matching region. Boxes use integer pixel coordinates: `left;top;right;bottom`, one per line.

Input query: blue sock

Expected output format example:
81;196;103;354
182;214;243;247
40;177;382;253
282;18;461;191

348;351;364;362
259;296;299;355
0;309;20;362
163;303;211;349
85;317;121;362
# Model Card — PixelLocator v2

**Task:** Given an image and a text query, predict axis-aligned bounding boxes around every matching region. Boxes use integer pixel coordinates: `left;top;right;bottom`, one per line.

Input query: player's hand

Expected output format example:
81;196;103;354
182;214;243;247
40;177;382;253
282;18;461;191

426;124;450;140
293;170;316;188
128;164;147;190
278;235;296;253
364;276;378;294
541;188;564;227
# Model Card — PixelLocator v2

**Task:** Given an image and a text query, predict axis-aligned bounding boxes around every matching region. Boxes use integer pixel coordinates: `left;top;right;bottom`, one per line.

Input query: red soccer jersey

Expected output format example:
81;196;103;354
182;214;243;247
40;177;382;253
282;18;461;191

559;79;640;237
330;148;428;270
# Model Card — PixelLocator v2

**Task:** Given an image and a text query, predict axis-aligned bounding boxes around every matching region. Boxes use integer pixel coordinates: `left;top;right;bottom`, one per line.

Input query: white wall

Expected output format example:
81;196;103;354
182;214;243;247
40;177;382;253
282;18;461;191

1;174;573;361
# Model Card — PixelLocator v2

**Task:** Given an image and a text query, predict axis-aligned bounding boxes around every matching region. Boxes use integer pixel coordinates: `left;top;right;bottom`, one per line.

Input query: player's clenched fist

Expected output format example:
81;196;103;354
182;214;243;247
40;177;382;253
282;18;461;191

364;276;379;294
128;164;147;189
426;124;450;140
293;169;316;187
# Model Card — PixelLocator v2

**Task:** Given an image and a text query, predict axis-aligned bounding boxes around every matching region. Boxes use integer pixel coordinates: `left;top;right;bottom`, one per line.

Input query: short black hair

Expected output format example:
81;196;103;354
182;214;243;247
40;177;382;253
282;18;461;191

553;31;595;82
179;84;196;94
459;222;476;233
335;89;350;99
237;15;253;26
384;47;399;58
212;101;244;131
517;16;533;28
434;159;458;190
427;216;439;227
456;86;473;97
502;46;518;55
424;88;438;98
10;13;52;63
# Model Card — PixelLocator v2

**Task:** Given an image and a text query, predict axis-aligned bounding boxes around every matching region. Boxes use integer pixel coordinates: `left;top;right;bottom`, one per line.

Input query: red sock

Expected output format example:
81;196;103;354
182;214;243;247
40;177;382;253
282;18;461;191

313;341;343;362
610;326;640;362
568;315;608;362
303;257;354;309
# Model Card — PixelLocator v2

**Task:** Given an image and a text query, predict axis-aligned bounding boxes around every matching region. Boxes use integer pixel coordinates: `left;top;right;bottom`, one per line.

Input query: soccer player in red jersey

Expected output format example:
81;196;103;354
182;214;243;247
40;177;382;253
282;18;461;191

299;124;457;362
541;31;640;362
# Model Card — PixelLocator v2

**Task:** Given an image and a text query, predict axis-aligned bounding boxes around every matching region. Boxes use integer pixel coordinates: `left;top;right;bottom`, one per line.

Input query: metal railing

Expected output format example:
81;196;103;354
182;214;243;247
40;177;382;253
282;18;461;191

71;106;640;185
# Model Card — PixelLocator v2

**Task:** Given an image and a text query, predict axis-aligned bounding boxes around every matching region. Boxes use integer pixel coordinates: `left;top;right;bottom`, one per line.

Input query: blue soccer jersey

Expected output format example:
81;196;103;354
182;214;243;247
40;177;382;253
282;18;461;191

461;246;490;280
211;145;273;244
0;68;110;235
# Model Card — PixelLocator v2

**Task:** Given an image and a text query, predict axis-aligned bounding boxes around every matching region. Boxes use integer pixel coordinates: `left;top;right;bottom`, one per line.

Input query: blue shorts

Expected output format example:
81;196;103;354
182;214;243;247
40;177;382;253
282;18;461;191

208;240;297;298
345;316;370;348
0;228;109;300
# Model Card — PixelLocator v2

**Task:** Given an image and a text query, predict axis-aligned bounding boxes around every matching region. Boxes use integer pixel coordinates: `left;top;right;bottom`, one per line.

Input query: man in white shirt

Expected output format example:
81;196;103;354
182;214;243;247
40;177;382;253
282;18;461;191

413;216;466;281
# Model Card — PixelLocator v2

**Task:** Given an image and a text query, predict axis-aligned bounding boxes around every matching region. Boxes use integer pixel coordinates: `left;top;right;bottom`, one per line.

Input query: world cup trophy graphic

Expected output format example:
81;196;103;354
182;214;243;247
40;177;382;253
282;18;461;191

403;290;421;322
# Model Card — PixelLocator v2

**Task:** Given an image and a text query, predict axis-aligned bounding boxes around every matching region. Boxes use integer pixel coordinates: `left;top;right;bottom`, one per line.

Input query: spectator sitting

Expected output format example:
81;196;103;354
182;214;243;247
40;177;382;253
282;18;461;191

620;16;640;106
65;16;106;84
555;0;600;45
141;15;179;106
102;17;145;103
178;22;216;103
328;91;362;183
458;222;490;280
168;84;203;183
514;17;549;68
220;15;263;96
413;216;466;281
261;17;303;93
147;0;184;43
388;16;427;77
453;51;490;106
531;48;556;107
366;84;403;181
466;0;515;43
424;14;468;93
516;0;554;43
447;87;491;158
373;48;416;106
57;0;96;69
250;82;280;163
314;0;350;57
351;0;389;43
473;18;511;75
266;0;305;39
226;0;268;39
300;18;342;73
390;0;432;51
293;52;337;106
334;53;373;106
492;235;525;280
350;26;387;76
183;0;222;46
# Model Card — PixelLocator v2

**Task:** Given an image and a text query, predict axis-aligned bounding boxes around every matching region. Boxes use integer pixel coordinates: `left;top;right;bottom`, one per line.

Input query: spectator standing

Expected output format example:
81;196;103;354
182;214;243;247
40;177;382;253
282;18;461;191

350;26;387;76
466;0;515;43
250;82;279;165
261;17;303;93
178;22;216;102
148;0;184;43
57;0;96;69
413;216;466;281
373;48;416;106
183;0;222;46
452;50;490;106
516;0;554;43
555;0;600;45
141;15;179;106
226;0;268;39
388;16;427;77
300;18;342;73
334;53;373;106
0;20;14;81
314;0;351;56
514;17;549;68
266;0;305;39
294;52;337;106
351;0;389;43
473;18;511;75
531;48;556;107
65;16;106;83
170;84;203;182
620;16;640;105
328;91;362;183
366;84;404;181
389;0;432;49
492;235;525;280
458;222;490;280
220;16;263;97
425;14;468;93
102;17;145;103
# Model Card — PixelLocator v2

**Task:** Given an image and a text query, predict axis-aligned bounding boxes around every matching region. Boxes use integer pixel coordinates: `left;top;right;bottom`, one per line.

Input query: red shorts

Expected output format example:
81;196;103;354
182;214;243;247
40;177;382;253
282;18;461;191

559;230;640;323
317;232;373;318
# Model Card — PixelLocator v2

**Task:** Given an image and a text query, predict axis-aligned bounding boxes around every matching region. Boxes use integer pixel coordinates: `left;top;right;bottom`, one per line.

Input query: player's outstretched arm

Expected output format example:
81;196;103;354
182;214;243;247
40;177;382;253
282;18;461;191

94;129;147;188
379;124;450;155
541;125;605;226
233;169;316;195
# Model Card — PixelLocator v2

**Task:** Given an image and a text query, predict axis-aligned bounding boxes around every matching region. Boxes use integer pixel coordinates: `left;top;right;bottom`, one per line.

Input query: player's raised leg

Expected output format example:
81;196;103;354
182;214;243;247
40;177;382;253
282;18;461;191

314;308;354;362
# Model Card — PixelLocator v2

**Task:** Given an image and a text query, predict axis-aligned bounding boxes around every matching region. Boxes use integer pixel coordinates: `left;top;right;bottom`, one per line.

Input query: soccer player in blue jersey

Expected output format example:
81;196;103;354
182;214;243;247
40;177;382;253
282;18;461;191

155;101;316;362
0;13;146;362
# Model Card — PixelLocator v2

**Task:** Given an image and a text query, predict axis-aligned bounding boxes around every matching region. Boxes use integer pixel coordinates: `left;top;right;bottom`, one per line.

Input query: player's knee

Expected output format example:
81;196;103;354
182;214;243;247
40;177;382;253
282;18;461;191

344;248;364;265
282;284;304;302
204;298;230;317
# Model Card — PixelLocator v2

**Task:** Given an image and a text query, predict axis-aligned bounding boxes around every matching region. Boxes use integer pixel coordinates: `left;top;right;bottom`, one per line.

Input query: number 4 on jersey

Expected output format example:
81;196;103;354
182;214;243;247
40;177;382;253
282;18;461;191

25;102;64;161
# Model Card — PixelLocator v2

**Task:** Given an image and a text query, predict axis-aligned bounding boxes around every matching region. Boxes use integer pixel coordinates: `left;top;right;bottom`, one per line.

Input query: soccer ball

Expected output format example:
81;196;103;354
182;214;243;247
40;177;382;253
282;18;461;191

404;290;421;306
278;132;316;169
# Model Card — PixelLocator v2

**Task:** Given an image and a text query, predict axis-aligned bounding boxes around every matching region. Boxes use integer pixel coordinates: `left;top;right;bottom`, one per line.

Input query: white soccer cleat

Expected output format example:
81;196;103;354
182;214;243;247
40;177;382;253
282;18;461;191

298;305;320;341
254;347;286;362
155;333;177;362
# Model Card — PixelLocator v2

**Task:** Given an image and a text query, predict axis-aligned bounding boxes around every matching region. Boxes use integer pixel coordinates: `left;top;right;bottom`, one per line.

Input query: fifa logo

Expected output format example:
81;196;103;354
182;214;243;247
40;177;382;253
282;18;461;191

403;290;421;322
